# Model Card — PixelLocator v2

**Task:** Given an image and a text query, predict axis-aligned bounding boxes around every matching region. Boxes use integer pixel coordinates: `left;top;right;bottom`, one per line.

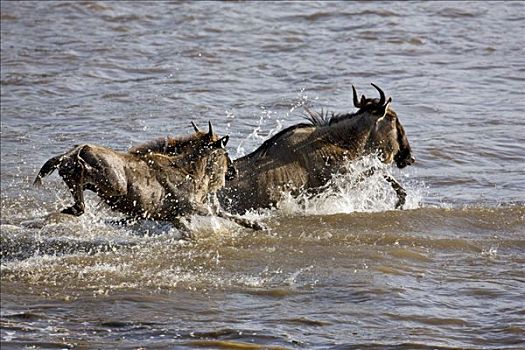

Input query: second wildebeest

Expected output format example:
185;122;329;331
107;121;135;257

34;123;263;234
219;84;415;213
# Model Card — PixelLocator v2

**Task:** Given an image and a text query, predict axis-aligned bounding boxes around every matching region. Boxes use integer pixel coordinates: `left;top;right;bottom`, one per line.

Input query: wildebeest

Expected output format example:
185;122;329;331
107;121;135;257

219;84;415;213
34;123;264;234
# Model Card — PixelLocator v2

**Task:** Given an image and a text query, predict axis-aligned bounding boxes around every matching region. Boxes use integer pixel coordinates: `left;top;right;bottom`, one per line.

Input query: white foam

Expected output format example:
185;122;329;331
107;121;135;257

271;156;423;216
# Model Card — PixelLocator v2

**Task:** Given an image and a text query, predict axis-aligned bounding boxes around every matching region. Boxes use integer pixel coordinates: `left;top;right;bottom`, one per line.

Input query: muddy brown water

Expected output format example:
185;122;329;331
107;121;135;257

1;1;524;349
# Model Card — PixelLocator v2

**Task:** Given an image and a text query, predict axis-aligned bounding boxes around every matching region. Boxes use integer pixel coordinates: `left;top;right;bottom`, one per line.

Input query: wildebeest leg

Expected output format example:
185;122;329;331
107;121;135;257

192;197;267;232
356;167;407;209
206;194;267;231
57;157;87;216
215;209;267;231
383;174;407;209
61;179;86;216
172;217;195;240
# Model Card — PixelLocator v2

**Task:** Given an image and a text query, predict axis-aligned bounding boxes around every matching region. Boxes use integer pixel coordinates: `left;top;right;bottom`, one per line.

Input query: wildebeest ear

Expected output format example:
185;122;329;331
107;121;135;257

213;135;229;149
191;121;201;133
220;135;229;148
379;97;393;118
208;121;214;137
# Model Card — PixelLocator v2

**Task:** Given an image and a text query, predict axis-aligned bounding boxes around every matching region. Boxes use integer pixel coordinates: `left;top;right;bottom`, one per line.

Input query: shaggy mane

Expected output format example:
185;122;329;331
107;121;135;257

247;107;362;159
303;106;357;126
129;133;202;155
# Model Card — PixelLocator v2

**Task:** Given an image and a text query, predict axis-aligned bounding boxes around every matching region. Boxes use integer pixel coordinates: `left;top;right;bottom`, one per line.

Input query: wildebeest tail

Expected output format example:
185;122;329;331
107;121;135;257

33;155;65;186
33;145;84;186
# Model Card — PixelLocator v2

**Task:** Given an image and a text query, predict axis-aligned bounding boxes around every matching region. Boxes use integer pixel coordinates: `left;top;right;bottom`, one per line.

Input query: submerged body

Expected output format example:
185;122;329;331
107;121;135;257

220;84;415;213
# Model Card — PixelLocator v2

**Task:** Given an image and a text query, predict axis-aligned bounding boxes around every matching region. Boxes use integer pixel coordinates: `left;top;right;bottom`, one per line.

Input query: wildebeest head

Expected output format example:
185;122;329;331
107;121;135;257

160;121;221;156
197;131;238;191
134;121;237;183
191;122;237;181
354;84;415;169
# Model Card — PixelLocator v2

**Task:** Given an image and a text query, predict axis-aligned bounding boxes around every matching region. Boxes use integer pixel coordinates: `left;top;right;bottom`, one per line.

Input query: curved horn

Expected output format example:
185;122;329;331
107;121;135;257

371;83;385;106
352;85;361;108
191;121;201;133
208;121;213;136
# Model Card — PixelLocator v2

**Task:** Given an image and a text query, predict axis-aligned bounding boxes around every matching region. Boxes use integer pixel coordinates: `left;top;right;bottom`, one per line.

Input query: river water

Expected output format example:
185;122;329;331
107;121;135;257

1;1;524;349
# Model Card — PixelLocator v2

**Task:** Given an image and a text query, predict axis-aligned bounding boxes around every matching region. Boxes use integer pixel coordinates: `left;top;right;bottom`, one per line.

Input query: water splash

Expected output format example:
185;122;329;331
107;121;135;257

234;89;310;158
276;156;423;216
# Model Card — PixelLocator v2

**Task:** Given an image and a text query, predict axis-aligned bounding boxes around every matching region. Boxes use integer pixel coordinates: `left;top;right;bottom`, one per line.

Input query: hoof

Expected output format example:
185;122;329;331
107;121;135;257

251;221;269;231
395;201;405;210
61;206;84;216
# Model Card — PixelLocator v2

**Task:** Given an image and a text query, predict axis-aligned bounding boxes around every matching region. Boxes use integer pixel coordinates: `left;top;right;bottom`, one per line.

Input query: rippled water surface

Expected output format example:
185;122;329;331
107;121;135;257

1;1;524;349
